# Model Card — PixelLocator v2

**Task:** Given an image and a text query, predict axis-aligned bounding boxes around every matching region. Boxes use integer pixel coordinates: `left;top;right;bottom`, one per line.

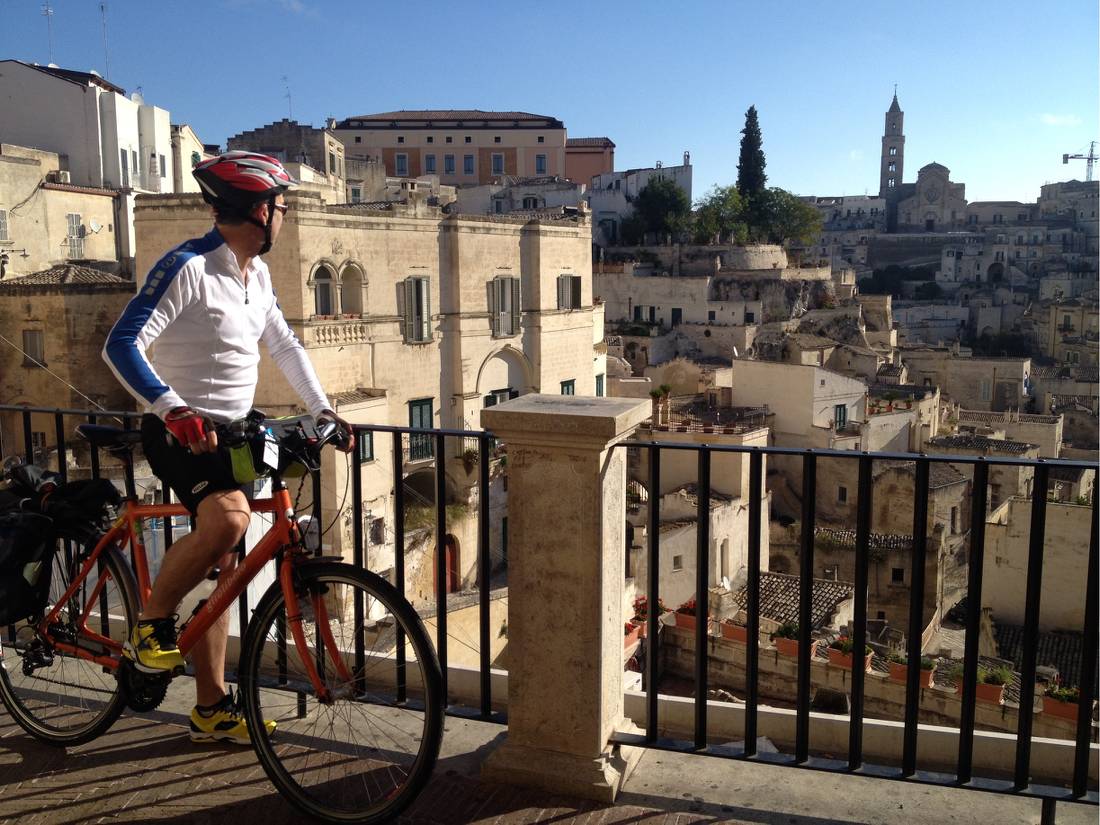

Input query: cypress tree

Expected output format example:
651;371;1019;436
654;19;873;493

736;105;767;199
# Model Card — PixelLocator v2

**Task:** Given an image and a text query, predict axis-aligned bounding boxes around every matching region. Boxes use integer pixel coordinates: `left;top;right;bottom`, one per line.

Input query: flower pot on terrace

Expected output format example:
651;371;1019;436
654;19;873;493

720;622;748;643
827;646;873;671
674;612;696;631
888;661;936;689
959;682;1006;704
624;624;642;651
1042;695;1079;721
773;637;817;658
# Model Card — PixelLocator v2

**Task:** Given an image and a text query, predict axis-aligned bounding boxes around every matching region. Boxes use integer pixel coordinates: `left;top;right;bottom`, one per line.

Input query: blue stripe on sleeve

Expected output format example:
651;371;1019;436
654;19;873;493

104;228;223;404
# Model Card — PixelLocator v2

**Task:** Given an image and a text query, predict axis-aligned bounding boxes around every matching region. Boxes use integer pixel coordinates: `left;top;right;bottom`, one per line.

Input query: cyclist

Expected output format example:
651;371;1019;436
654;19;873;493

102;151;354;744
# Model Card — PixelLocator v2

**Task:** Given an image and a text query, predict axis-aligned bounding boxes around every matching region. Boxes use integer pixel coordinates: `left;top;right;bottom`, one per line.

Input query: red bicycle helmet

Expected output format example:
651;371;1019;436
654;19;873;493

193;151;297;253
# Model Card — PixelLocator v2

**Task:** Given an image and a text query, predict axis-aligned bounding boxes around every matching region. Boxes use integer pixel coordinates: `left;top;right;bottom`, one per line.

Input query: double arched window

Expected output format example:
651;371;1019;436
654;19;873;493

309;260;368;318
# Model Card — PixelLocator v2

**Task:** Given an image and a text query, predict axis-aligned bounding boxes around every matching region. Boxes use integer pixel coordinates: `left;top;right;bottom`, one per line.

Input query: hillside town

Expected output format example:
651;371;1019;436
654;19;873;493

0;38;1097;824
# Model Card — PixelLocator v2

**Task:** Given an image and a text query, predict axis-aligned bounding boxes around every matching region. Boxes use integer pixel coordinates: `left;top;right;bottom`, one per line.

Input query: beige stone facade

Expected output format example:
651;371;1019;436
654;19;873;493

0;144;120;279
333;110;567;187
899;346;1030;411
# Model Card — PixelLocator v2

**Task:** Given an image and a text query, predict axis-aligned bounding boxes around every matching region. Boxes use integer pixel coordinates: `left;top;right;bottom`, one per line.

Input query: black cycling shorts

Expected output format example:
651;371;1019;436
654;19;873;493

141;414;245;514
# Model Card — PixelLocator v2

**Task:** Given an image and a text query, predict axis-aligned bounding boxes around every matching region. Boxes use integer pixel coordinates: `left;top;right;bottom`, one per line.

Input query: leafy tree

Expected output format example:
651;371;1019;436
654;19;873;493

619;212;647;246
914;281;943;300
632;177;692;242
693;185;747;244
969;331;1037;358
755;188;822;247
736;106;767;201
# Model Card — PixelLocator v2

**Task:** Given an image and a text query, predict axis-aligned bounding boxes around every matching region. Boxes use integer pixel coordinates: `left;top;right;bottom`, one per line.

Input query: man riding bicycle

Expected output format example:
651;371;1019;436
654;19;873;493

103;151;354;744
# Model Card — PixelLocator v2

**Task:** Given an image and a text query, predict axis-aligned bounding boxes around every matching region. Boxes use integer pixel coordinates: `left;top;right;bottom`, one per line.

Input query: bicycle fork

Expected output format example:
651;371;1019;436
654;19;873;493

279;559;355;704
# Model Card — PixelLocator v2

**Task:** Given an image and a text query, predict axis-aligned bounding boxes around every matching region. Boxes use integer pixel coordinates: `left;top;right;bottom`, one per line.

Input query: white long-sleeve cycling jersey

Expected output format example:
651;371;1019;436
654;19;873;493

103;227;330;423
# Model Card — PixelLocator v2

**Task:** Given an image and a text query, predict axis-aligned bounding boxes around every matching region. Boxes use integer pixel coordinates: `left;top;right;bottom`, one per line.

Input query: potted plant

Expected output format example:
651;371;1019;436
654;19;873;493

675;598;701;631
771;622;816;658
720;618;748;643
632;595;669;638
827;637;873;671
887;652;937;688
624;620;642;650
1043;684;1082;722
461;448;479;474
952;664;1012;704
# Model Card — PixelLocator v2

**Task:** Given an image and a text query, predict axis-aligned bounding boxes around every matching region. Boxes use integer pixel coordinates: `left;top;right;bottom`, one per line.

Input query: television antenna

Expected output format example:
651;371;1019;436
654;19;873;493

41;2;55;64
282;75;293;120
100;3;111;79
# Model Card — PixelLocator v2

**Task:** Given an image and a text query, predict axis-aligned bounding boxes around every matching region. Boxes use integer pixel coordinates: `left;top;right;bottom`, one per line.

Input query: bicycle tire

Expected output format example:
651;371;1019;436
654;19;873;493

239;561;444;825
0;538;138;746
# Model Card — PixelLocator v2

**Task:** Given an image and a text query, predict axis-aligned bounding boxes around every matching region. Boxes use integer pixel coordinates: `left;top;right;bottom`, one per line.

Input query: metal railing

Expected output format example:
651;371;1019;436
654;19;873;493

615;437;1098;816
2;403;1097;813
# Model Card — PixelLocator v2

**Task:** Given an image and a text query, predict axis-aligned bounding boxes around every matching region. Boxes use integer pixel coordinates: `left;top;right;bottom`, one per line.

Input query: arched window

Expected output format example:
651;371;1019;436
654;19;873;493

313;265;336;316
340;264;364;315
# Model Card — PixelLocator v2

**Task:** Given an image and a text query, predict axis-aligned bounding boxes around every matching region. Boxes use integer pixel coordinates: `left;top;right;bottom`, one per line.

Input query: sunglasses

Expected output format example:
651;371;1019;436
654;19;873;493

273;203;290;215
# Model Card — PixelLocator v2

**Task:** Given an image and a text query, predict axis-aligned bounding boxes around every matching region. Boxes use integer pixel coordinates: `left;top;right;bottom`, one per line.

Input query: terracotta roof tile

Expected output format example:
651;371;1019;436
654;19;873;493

566;137;615;148
0;264;129;291
927;434;1036;455
734;571;854;630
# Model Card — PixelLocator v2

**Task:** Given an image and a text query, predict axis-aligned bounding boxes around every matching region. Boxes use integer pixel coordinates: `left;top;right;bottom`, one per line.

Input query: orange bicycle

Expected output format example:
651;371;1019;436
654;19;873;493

0;414;443;825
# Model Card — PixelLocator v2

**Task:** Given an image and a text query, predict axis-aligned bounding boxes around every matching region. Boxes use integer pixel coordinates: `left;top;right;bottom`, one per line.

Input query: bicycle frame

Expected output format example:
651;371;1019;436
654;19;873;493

40;477;353;699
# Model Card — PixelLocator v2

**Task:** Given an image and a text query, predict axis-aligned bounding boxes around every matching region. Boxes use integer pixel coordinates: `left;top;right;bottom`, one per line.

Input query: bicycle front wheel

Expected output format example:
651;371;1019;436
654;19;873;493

0;538;138;745
239;562;444;825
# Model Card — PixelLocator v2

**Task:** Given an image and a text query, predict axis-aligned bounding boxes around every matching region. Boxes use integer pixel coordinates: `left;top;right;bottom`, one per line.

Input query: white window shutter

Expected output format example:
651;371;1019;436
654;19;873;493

420;278;431;341
402;278;415;342
487;280;498;336
510;277;521;335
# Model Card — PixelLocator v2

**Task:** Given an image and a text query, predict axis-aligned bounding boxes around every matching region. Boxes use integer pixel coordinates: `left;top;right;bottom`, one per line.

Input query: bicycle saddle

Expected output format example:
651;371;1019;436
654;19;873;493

76;424;143;451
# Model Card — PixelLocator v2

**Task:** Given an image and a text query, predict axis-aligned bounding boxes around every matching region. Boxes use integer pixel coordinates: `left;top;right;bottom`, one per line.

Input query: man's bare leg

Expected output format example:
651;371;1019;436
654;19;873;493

191;552;237;706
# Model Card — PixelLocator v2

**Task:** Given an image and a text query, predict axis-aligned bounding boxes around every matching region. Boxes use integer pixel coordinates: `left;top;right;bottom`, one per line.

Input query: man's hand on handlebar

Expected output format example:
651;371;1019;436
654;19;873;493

165;406;218;454
318;409;355;454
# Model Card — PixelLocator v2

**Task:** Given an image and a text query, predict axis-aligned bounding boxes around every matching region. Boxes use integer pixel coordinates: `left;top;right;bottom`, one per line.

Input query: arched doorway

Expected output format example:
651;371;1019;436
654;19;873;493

442;534;460;594
987;262;1004;284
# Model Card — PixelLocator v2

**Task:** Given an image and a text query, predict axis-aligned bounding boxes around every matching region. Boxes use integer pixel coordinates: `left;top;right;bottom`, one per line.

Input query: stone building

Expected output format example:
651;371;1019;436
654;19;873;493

955;408;1064;457
226;119;354;204
452;176;586;215
332;110;567;186
564;137;615;184
898;345;1031;411
0;144;121;279
0;264;133;460
926;434;1038;508
169;124;215;195
132;190;602;592
588;158;693;246
896;163;967;233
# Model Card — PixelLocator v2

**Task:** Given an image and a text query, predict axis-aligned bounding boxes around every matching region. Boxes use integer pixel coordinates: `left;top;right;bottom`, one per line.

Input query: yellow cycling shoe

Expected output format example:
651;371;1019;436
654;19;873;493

123;617;185;675
190;688;276;745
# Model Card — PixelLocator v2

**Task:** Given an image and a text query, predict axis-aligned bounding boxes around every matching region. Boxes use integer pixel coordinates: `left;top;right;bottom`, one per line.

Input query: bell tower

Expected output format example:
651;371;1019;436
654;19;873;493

880;89;905;230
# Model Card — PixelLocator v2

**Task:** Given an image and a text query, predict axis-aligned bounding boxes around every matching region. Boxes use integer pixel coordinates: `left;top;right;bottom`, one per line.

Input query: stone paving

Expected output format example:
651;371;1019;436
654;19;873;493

0;701;1094;824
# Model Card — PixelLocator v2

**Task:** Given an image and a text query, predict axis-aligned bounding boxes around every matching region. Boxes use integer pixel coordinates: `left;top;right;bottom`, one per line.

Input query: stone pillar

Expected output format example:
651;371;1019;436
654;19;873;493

479;394;651;802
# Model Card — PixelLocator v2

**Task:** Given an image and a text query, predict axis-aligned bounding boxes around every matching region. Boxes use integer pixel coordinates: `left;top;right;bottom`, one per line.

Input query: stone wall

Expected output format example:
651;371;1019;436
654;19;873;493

661;626;1081;744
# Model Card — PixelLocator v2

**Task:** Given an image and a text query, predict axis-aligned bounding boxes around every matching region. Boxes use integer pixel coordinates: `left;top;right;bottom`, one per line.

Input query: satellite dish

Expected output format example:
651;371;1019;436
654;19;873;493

89;219;102;233
47;62;59;68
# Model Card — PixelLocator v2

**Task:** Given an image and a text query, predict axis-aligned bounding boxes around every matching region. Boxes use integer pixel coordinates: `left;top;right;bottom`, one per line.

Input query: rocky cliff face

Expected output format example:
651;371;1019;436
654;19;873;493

709;277;838;323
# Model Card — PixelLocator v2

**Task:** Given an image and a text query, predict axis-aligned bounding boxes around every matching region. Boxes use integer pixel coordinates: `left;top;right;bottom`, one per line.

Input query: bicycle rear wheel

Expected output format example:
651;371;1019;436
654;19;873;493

0;538;138;745
239;561;444;825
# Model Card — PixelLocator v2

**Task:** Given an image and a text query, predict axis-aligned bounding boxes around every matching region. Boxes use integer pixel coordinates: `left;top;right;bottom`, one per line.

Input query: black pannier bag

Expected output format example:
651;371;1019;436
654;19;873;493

0;512;56;625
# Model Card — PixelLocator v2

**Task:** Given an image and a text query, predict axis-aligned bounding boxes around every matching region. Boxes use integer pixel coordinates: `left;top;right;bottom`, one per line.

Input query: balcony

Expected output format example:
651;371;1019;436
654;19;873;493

1;401;1097;821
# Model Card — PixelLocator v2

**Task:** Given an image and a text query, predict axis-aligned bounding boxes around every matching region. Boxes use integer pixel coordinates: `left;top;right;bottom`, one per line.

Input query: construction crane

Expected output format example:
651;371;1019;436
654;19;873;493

1063;141;1097;181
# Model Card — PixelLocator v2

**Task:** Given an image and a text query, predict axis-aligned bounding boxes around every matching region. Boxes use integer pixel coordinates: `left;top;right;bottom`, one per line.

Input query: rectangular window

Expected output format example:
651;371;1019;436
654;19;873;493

369;516;385;545
131;150;139;182
834;404;847;430
402;276;432;343
159;153;166;178
745;311;755;323
0;208;7;241
357;431;374;462
560;379;575;396
463;154;474;175
493;135;501;144
408;398;434;461
444;154;455;175
426;136;434;144
595;373;604;397
887;161;896;172
837;486;848;503
354;135;362;143
556;274;582;309
633;305;643;321
22;330;44;366
891;567;905;584
120;148;130;187
491;153;504;175
445;136;453;144
979;379;991;401
397;136;405;144
424;154;436;174
889;147;898;156
887;178;896;188
488;276;521;337
950;506;958;534
350;187;361;203
537;135;545;144
672;554;683;571
535;154;547;175
464;136;472;144
395;153;409;177
823;565;838;581
707;310;716;322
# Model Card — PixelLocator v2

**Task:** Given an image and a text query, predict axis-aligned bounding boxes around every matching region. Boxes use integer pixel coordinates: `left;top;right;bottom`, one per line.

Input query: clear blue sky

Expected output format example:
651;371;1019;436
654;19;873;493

2;0;1097;203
